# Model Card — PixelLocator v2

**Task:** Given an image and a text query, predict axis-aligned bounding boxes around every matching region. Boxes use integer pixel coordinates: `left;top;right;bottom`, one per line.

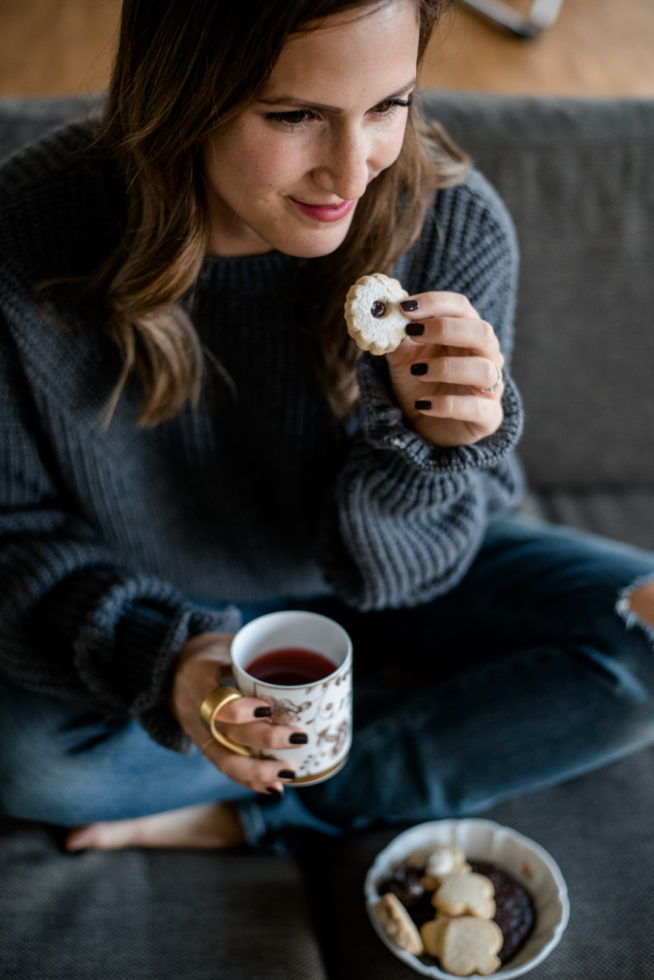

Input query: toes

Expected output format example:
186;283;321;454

65;820;136;851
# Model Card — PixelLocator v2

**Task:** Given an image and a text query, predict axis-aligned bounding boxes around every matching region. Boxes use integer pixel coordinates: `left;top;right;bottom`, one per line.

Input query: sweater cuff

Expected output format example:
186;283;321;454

356;354;524;473
41;567;241;751
129;602;242;752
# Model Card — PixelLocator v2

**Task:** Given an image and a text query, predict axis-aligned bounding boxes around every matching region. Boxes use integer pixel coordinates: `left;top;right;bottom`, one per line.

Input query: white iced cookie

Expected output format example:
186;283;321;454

408;843;471;890
344;273;410;355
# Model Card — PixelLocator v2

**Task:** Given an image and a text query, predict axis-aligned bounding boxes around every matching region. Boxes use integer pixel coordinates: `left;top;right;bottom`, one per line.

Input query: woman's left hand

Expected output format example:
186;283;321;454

385;291;505;448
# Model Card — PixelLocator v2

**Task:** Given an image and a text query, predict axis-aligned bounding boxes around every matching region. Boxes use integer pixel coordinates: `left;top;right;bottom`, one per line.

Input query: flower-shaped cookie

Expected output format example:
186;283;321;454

421;916;503;977
432;872;496;920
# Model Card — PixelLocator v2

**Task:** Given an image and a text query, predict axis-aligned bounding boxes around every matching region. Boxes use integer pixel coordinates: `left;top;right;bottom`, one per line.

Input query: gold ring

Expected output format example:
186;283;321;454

199;685;254;758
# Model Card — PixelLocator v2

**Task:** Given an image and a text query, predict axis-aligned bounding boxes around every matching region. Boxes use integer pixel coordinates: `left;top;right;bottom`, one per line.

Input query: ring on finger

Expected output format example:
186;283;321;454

481;363;503;394
200;685;254;757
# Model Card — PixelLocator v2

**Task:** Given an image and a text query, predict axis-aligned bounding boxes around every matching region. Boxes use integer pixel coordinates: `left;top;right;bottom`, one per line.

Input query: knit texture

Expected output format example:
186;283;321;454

0;121;524;748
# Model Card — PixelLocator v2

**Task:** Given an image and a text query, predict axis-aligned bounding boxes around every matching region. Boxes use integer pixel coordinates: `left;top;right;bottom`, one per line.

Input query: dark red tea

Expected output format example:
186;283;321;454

246;647;336;685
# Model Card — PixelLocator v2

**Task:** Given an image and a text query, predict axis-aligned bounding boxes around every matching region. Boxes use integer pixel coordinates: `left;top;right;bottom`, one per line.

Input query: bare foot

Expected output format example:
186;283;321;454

65;802;245;852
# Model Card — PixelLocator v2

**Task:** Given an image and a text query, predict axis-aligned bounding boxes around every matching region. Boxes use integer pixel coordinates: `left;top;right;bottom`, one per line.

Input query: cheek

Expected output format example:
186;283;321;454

237;139;307;194
371;122;409;172
206;127;277;189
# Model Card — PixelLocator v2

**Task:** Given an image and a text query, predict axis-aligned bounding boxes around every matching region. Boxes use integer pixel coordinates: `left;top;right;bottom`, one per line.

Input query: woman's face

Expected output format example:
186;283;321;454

203;0;420;258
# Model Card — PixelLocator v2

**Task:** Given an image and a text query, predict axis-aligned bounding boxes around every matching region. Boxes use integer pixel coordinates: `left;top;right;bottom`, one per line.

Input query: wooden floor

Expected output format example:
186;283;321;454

0;0;653;98
422;0;654;96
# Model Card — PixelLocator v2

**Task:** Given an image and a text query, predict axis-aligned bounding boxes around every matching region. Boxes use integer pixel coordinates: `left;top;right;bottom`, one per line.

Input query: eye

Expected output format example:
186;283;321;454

371;96;413;116
264;109;318;127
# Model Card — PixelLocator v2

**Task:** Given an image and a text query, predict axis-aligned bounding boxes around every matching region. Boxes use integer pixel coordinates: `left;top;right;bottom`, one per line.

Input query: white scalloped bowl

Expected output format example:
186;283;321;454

364;819;569;979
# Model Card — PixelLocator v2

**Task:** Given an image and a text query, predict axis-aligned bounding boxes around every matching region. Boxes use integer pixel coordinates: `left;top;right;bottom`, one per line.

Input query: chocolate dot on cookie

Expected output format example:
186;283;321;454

371;301;386;318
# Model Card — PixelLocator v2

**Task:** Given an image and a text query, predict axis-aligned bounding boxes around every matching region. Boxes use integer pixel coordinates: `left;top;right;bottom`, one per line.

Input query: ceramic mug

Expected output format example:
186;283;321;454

201;610;353;786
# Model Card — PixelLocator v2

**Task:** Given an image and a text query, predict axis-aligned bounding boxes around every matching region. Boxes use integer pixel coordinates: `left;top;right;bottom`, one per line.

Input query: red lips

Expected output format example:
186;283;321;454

291;198;356;222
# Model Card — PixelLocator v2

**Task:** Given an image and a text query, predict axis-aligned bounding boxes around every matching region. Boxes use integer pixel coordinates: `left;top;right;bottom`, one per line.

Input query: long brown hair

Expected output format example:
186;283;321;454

89;0;469;424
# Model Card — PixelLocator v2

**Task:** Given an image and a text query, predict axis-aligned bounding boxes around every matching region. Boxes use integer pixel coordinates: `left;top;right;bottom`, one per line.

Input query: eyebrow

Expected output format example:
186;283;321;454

255;80;417;113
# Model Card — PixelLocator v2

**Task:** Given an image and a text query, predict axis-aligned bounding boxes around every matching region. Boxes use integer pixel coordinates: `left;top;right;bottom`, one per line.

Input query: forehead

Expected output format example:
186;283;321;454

258;1;420;104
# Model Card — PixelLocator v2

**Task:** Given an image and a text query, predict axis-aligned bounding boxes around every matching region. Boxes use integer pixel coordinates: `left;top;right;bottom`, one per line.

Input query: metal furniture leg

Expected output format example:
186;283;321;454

462;0;565;38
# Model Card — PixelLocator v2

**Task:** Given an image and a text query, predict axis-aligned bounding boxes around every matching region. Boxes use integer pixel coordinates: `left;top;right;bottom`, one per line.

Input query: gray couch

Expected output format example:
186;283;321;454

2;93;654;980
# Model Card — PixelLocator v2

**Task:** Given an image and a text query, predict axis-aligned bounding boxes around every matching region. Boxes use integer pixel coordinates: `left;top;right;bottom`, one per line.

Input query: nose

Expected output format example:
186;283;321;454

311;125;372;201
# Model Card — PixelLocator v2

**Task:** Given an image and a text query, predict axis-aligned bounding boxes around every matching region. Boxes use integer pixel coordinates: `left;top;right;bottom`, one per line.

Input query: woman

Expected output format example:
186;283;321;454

1;0;654;852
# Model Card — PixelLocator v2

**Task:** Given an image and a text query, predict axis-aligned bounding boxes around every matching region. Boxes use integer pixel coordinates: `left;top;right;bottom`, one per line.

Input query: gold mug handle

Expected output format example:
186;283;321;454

199;685;255;757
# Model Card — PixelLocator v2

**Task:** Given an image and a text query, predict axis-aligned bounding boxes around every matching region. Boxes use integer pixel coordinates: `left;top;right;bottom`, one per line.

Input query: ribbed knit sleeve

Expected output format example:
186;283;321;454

319;173;525;610
0;315;240;752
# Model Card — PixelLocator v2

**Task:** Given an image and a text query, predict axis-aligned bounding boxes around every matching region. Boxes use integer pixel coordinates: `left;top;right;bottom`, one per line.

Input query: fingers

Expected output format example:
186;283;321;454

404;316;502;362
410;355;504;394
219;719;308;754
401;290;479;320
384;292;506;445
210;695;308;750
200;736;299;797
413;392;504;429
214;695;276;725
395;290;500;361
202;694;306;797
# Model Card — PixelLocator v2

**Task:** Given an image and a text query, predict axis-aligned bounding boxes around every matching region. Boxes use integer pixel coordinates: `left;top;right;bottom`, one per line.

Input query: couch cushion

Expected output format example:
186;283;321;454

0;818;328;980
0;95;101;163
423;94;654;492
529;487;654;552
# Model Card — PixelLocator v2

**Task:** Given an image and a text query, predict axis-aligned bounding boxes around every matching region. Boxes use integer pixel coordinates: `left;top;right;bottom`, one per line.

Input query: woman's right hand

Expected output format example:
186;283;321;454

169;631;306;797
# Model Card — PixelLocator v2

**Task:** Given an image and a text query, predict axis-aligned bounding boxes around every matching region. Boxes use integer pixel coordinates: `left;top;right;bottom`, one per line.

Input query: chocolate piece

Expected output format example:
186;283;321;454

471;860;535;963
370;301;386;318
405;891;436;930
378;864;425;908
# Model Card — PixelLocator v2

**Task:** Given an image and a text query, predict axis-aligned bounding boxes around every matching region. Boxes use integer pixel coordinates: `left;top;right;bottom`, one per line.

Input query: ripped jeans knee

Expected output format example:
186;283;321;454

617;575;654;641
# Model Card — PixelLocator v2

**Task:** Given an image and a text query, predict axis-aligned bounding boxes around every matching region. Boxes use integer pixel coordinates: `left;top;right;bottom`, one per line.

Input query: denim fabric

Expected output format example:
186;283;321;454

2;514;654;846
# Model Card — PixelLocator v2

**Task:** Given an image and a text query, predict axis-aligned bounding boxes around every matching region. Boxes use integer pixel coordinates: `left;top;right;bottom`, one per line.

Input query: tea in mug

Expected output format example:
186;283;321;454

246;647;336;686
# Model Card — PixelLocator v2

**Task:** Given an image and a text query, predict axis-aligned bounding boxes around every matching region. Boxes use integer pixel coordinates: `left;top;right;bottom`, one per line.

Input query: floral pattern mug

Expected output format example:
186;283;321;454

229;610;353;786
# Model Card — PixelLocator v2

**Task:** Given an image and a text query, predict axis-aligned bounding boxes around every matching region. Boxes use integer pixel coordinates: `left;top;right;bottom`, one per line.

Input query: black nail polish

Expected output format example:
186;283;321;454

405;322;424;336
410;362;428;376
401;299;420;311
265;787;282;799
415;399;432;410
277;769;296;779
253;706;273;718
289;732;308;745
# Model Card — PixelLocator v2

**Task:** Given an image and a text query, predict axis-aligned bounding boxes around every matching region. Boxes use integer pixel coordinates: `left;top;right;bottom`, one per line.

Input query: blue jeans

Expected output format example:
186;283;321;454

2;514;654;847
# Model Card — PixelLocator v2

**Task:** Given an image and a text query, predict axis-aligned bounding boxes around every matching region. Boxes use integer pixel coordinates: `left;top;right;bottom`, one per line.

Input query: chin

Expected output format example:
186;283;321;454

279;229;352;259
284;244;344;259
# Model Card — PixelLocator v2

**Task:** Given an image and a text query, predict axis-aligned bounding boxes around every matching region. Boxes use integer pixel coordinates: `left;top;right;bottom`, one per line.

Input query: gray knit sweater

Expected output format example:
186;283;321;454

0;121;524;749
